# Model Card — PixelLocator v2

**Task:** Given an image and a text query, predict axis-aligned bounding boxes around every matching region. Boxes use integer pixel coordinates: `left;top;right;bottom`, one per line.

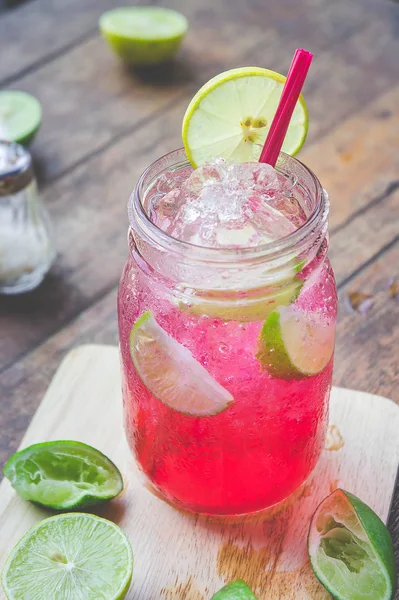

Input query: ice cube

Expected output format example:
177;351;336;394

148;159;305;248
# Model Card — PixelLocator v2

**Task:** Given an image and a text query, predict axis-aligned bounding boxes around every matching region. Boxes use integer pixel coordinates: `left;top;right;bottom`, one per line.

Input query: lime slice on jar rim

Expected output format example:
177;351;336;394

257;305;335;379
308;489;397;600
182;66;308;168
0;91;42;146
1;513;133;600
3;440;123;510
130;311;233;416
99;6;188;66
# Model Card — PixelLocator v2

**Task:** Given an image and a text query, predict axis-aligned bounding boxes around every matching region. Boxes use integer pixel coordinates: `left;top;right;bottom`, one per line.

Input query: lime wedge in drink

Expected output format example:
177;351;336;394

211;580;258;599
130;311;233;416
257;305;335;379
1;513;133;600
308;489;397;600
178;278;303;322
3;440;123;510
182;67;308;168
99;7;188;66
0;91;42;146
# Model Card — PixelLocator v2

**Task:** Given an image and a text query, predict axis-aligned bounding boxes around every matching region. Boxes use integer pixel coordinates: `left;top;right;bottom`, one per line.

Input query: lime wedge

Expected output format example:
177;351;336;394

211;580;258;599
257;305;335;379
3;440;123;510
308;489;397;600
99;7;188;66
178;278;303;322
130;311;233;416
1;513;133;600
0;91;42;146
182;67;308;168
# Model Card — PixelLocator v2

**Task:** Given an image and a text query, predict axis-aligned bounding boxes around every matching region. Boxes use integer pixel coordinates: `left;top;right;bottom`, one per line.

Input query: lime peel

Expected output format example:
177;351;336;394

99;7;188;66
1;513;133;600
178;278;303;322
3;440;123;510
0;91;42;146
308;489;397;600
130;311;233;416
182;67;308;168
211;579;258;599
257;305;335;379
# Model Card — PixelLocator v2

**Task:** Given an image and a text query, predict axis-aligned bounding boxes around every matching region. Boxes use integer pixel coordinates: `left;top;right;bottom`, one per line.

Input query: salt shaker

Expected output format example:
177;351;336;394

0;140;56;294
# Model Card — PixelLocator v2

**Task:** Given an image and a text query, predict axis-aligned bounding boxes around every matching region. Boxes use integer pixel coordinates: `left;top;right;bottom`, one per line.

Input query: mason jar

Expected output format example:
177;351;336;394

118;148;337;516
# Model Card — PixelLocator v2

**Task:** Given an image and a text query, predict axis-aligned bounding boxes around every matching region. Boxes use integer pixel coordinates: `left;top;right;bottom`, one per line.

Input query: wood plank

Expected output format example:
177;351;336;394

1;80;399;374
5;3;398;185
1;345;398;599
0;0;113;84
0;0;387;85
328;189;399;281
14;10;266;183
301;85;399;228
1;234;398;467
334;241;399;402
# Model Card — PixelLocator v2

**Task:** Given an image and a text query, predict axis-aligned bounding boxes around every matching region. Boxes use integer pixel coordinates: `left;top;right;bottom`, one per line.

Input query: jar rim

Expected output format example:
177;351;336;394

129;148;328;266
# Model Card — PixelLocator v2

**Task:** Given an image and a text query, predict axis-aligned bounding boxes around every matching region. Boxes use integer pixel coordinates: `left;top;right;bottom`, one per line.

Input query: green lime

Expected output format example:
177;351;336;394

0;91;42;146
211;580;258;599
3;440;123;510
257;305;335;379
1;513;133;600
182;67;308;168
178;278;303;322
308;489;397;600
99;7;188;66
130;311;233;416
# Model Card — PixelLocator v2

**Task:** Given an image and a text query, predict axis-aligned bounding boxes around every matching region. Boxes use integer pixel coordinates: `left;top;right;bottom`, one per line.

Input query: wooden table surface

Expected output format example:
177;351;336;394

1;0;399;582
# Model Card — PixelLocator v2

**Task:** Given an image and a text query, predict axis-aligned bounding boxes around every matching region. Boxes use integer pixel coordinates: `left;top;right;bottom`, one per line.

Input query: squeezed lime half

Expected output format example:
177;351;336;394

1;513;133;600
182;67;308;168
99;7;188;65
3;440;123;510
308;489;397;600
211;580;258;599
130;311;233;416
0;91;42;146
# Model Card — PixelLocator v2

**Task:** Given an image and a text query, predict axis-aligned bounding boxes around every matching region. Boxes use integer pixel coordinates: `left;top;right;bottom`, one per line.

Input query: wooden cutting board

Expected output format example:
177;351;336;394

0;345;398;599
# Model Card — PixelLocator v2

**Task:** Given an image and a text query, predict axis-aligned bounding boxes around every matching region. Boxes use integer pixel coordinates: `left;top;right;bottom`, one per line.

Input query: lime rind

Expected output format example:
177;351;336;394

182;67;308;168
178;278;303;322
308;489;397;600
99;7;188;66
211;579;258;599
0;91;42;146
130;311;233;416
3;440;123;510
1;513;133;600
257;305;335;379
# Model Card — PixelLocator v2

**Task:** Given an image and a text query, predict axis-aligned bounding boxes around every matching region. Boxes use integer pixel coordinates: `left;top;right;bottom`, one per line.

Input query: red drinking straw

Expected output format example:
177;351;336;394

259;48;313;167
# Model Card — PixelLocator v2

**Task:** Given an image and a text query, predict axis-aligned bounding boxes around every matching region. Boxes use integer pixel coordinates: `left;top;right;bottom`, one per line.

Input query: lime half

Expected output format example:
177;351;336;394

130;311;233;416
0;91;42;146
1;513;133;600
257;305;335;379
211;580;258;599
308;489;397;600
99;7;188;65
3;440;123;510
182;67;308;168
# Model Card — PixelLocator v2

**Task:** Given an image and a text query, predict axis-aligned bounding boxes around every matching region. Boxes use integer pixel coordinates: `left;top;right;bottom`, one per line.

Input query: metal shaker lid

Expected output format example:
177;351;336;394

0;140;34;196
